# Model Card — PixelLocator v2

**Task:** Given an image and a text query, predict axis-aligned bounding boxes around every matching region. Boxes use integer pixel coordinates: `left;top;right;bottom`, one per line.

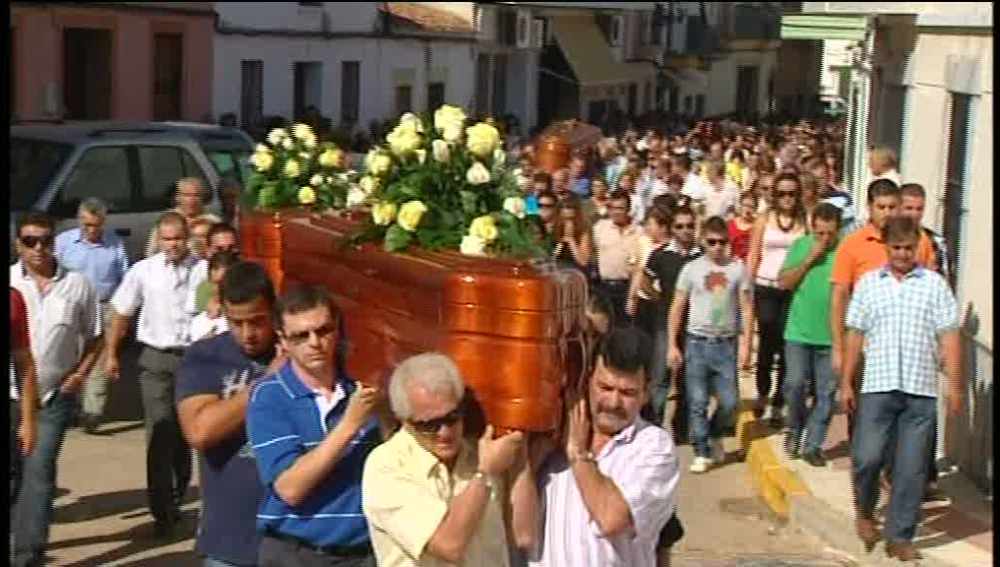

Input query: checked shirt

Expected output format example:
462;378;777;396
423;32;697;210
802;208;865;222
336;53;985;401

846;266;958;397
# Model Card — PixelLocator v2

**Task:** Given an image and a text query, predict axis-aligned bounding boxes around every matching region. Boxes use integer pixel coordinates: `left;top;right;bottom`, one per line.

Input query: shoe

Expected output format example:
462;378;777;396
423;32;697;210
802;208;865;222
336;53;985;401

923;482;950;503
783;430;802;459
855;517;880;552
81;414;101;435
689;456;712;474
759;403;773;422
885;541;922;562
710;439;726;464
767;406;783;429
802;450;827;467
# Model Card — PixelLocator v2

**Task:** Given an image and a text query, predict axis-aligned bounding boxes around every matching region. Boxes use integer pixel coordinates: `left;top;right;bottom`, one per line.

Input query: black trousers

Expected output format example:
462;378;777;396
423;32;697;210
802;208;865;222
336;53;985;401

137;346;192;525
596;279;631;327
258;535;375;567
753;284;791;409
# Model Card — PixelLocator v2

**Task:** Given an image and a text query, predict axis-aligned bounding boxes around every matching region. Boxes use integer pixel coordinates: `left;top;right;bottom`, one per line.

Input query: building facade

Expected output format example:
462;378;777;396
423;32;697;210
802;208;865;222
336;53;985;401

11;2;215;122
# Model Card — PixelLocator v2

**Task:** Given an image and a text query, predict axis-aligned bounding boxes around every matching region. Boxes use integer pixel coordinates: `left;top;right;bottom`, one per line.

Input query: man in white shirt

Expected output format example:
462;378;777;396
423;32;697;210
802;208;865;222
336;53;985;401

106;211;202;538
10;213;100;567
592;194;642;324
145;177;221;258
670;154;706;206
867;146;902;187
519;327;680;567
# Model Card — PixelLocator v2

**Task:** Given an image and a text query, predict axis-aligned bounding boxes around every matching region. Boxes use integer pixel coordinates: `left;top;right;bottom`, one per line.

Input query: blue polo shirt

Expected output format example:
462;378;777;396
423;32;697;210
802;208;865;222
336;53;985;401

54;227;129;302
246;360;380;548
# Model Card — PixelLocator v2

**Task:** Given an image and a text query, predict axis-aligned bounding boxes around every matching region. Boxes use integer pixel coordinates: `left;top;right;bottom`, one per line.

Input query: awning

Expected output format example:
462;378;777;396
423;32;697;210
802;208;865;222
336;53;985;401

781;14;868;41
550;16;651;86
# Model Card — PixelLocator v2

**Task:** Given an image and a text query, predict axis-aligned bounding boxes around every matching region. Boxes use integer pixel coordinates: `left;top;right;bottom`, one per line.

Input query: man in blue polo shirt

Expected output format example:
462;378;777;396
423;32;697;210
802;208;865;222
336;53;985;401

247;285;383;566
177;261;283;566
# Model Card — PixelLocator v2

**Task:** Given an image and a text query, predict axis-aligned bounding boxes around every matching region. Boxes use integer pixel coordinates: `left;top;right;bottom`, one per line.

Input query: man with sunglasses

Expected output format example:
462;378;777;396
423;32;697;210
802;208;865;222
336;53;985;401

362;353;528;566
668;216;753;474
106;211;202;538
176;262;284;567
247;285;383;566
10;212;100;567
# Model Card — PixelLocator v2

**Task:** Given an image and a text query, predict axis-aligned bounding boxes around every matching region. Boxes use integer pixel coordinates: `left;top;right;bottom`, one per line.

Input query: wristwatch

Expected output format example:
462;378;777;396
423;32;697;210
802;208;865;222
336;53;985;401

569;450;596;465
472;471;496;496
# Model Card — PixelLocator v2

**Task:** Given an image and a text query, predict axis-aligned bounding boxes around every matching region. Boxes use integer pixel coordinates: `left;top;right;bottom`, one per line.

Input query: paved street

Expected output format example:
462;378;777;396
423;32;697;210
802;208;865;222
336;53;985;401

42;414;848;567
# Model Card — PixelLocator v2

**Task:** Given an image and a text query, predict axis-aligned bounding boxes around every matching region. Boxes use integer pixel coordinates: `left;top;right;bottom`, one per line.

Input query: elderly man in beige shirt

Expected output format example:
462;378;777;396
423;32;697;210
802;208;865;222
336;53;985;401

362;352;537;567
145;177;220;258
592;192;641;324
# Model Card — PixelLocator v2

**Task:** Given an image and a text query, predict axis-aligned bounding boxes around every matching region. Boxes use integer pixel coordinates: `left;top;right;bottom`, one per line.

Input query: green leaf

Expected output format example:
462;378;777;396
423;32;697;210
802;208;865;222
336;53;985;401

384;224;413;252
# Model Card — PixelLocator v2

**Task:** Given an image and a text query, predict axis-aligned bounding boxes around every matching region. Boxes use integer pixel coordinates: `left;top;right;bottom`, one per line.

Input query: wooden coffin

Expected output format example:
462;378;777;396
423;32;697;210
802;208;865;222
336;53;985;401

240;210;588;432
534;119;603;174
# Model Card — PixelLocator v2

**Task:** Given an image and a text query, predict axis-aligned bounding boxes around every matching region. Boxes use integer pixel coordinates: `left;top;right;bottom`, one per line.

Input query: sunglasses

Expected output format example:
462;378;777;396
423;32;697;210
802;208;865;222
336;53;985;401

673;223;695;230
705;238;729;247
776;190;799;198
410;401;466;436
539;203;556;209
19;235;54;249
282;322;337;345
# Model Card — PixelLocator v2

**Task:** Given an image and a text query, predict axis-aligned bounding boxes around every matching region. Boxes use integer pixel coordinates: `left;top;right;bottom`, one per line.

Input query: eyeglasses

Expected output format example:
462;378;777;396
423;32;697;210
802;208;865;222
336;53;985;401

705;238;729;247
410;402;466;436
673;223;695;230
19;235;54;249
539;202;556;209
282;322;337;345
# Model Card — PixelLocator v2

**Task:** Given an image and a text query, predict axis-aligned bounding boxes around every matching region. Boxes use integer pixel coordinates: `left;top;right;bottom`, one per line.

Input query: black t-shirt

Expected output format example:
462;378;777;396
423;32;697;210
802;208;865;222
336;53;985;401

644;247;703;330
175;332;273;566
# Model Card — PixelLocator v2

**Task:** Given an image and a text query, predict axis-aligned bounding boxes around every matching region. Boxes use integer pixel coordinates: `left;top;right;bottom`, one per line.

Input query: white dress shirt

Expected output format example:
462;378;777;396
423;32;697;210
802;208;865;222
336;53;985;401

10;262;99;402
530;418;679;567
111;252;200;350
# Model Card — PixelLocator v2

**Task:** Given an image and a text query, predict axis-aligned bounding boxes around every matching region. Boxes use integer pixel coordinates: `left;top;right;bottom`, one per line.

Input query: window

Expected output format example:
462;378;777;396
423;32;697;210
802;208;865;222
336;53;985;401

240;60;263;129
695;94;706;118
293;62;323;121
137;146;186;210
428;82;446;111
61;147;131;213
492;53;508;117
942;93;972;290
63;28;112;120
341;61;360;124
475;54;490;116
10;139;72;211
395;85;412;116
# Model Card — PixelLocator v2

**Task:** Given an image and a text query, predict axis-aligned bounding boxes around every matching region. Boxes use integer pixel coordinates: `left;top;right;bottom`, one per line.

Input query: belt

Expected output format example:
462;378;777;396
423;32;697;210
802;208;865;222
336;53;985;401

600;279;630;287
146;345;186;357
687;333;736;343
264;529;372;557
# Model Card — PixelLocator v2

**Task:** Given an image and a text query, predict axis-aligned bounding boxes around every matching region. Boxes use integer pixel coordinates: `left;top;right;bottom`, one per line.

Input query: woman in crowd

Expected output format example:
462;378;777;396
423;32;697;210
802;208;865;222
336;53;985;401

747;172;808;426
728;192;758;263
753;171;778;215
551;198;592;273
703;160;740;220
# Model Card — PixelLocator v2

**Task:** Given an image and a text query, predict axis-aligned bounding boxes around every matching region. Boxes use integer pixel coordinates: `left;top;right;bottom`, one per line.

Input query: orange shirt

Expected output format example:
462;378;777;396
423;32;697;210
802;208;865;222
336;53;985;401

831;224;937;290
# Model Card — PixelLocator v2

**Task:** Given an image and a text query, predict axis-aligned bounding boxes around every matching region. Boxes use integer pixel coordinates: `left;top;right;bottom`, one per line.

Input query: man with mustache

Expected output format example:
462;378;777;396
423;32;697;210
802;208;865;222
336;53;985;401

517;327;680;567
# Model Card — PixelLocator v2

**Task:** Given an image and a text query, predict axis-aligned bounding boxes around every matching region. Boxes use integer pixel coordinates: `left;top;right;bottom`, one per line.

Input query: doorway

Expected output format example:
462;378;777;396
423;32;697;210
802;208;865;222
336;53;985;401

153;33;183;120
63;28;112;119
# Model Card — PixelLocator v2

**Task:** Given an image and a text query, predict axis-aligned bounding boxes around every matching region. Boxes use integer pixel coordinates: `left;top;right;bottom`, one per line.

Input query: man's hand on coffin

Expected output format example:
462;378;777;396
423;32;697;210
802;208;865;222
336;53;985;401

477;425;525;477
342;384;383;431
565;396;592;462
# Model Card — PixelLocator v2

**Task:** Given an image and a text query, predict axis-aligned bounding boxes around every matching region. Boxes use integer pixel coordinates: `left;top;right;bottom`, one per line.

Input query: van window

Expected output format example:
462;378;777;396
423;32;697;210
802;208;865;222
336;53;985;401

60;146;132;215
205;149;253;186
138;146;186;211
10;138;73;211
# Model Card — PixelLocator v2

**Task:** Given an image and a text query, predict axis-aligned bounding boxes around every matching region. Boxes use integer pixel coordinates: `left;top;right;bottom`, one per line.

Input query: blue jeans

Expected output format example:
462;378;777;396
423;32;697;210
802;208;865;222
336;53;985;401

852;391;936;543
647;327;670;425
203;557;242;567
684;335;739;458
11;391;76;567
783;341;837;454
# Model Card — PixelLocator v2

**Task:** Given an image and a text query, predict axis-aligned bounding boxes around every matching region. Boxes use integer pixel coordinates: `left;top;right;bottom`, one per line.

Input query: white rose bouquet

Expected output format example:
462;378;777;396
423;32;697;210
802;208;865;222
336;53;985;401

245;122;356;211
353;105;542;257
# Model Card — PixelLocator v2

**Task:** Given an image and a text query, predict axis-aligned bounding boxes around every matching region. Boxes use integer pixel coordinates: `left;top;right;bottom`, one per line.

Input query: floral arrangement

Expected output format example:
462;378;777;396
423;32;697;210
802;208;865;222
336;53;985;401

245;123;359;211
353;104;540;257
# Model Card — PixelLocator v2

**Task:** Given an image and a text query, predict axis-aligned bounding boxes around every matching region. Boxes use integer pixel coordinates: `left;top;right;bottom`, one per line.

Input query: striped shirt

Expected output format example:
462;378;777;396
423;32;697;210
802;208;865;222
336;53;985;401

846;266;958;397
529;417;679;567
247;361;380;548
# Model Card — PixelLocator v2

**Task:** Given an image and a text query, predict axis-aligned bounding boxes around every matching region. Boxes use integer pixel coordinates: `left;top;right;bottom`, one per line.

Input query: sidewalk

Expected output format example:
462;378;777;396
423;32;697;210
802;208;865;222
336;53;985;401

735;374;994;566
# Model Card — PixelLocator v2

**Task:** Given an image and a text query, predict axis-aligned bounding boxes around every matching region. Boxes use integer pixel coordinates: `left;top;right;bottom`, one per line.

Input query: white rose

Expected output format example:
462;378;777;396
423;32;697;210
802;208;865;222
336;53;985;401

347;186;368;207
434;104;467;134
460;234;486;256
466;162;491;185
282;138;294;150
493;148;507;166
299;152;311;160
432;139;451;163
503;196;526;219
303;135;317;149
399;112;424;133
326;176;335;185
415;149;427;164
441;124;463;143
267;128;288;145
310;174;324;187
359;176;379;195
255;143;270;154
292;123;314;140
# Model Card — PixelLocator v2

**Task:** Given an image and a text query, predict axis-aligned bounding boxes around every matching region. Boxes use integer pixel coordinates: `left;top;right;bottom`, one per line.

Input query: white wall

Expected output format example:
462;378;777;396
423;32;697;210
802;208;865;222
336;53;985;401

214;33;476;131
705;48;777;116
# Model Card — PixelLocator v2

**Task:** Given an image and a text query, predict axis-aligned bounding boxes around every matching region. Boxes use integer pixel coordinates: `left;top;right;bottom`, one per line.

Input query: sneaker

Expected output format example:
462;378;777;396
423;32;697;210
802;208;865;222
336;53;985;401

689;456;712;474
760;403;773;422
783;430;802;459
710;439;726;464
802;450;827;467
768;406;784;429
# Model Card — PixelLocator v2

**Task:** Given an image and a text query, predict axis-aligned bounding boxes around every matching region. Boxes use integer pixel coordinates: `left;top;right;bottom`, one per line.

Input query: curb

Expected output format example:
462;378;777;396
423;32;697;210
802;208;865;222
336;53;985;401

735;402;809;520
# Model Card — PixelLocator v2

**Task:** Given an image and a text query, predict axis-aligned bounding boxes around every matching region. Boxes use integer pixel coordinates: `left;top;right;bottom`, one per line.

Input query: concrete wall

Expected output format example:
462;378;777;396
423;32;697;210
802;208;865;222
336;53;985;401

11;4;214;121
213;33;476;130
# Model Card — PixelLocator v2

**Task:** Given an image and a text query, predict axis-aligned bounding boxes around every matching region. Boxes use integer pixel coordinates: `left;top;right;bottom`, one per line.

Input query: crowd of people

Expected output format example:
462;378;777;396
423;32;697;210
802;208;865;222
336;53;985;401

9;113;963;566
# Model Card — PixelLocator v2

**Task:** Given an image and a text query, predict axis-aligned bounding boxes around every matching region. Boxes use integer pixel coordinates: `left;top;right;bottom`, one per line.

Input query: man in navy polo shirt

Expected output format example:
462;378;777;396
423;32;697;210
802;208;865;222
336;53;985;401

247;285;383;567
176;261;283;566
